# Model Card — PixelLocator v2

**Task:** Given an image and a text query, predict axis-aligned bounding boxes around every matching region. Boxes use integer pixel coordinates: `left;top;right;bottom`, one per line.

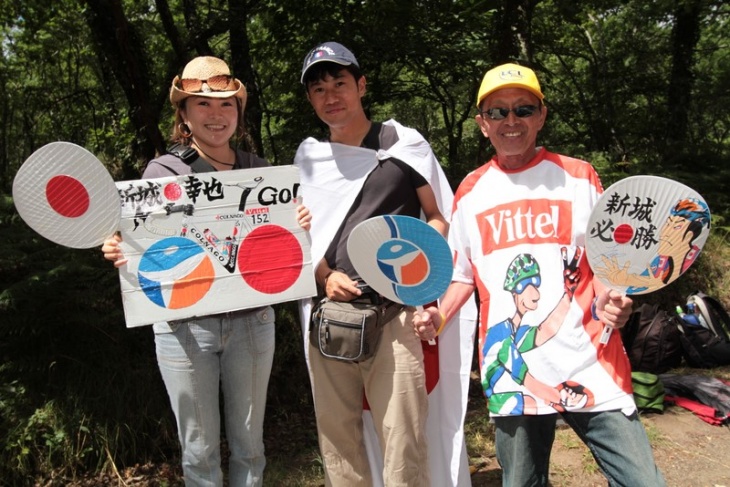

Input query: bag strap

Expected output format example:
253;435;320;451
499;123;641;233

321;123;384;268
167;142;216;173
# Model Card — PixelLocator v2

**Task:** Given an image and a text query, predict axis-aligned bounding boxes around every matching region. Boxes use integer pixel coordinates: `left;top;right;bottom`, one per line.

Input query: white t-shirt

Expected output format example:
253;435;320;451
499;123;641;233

451;147;635;416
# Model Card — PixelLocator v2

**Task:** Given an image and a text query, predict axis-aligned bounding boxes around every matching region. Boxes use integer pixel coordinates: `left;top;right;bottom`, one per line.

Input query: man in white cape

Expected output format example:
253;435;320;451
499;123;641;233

294;40;476;487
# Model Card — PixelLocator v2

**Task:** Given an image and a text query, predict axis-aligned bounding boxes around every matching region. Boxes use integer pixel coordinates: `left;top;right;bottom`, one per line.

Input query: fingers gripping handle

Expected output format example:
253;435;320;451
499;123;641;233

417;305;436;346
596;290;626;345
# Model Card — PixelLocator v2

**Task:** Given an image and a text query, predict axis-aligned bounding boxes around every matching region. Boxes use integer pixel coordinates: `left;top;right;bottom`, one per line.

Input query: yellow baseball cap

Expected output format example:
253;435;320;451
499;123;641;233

476;63;544;109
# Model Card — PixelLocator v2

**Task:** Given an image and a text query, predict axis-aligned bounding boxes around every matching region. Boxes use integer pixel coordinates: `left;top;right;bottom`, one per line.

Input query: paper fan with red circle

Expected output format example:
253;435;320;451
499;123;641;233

12;142;121;248
585;175;711;296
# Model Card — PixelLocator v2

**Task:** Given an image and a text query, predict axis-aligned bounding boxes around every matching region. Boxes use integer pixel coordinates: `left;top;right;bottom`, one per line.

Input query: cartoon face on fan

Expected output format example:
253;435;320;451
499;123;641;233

12;142;315;327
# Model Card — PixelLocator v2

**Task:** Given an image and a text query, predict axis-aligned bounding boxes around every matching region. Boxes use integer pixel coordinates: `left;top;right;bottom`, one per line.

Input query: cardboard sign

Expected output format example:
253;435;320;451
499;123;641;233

586;175;711;296
347;215;453;306
116;165;315;327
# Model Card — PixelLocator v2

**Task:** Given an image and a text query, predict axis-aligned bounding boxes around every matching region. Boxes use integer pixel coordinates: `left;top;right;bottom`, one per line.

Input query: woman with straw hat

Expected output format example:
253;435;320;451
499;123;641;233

102;56;311;486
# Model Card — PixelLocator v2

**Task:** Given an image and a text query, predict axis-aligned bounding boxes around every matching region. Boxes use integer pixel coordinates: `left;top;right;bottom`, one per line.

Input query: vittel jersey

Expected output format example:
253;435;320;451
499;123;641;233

450;148;635;416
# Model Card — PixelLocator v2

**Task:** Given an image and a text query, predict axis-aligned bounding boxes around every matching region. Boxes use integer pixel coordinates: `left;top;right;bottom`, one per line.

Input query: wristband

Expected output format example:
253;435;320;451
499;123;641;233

435;312;447;336
591;297;600;321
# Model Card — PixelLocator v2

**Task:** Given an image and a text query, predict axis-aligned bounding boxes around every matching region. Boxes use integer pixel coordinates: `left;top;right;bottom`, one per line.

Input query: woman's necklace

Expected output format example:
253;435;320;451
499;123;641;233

192;141;235;167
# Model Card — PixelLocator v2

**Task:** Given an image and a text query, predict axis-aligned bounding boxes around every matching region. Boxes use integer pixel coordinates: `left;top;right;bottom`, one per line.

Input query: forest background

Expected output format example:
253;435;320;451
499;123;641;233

0;0;729;485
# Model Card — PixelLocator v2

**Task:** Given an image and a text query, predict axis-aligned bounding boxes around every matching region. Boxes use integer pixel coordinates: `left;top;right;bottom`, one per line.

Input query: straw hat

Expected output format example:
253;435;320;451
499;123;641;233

169;56;246;106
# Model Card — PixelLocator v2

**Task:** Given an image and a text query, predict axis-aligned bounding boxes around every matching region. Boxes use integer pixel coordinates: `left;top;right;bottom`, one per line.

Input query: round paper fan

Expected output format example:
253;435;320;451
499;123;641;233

585;175;710;295
347;215;453;305
12;141;121;248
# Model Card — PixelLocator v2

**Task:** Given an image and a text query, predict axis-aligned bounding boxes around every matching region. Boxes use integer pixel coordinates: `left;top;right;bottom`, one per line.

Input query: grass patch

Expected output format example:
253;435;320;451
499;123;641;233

640;417;667;447
263;461;323;487
464;404;496;463
555;425;583;450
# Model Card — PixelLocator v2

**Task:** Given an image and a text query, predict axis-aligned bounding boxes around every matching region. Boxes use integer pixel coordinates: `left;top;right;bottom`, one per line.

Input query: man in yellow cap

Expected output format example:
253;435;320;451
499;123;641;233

413;63;666;485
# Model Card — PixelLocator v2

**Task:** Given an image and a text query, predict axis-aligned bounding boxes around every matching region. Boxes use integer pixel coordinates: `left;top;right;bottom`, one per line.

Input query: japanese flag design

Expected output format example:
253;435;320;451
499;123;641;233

13;142;121;248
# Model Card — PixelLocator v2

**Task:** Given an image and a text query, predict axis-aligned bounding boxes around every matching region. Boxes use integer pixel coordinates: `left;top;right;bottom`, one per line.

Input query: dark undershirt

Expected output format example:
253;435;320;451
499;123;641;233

323;122;428;281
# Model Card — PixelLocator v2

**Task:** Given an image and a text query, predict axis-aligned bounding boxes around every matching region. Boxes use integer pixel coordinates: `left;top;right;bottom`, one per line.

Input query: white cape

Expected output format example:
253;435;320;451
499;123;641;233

294;119;477;486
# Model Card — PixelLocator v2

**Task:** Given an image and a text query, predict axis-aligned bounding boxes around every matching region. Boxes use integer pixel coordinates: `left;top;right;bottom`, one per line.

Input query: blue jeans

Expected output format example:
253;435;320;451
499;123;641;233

153;306;275;487
494;410;666;487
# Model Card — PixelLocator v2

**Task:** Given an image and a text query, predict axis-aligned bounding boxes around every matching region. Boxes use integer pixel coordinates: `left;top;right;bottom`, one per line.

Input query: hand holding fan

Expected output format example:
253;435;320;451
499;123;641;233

585;175;711;343
12;142;121;248
347;215;453;345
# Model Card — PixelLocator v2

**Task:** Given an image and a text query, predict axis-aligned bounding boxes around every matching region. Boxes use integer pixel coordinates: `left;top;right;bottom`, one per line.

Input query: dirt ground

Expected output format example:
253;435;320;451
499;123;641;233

471;403;730;487
67;371;730;487
70;401;730;487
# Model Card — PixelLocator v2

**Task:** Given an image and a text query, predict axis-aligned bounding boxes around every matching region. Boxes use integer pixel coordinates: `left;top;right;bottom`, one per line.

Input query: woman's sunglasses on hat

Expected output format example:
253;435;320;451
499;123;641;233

179;75;235;92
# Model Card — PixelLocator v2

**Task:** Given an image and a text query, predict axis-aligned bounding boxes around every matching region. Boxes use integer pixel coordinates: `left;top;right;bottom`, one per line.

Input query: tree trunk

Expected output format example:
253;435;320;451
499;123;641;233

666;0;703;160
83;0;165;177
228;1;265;157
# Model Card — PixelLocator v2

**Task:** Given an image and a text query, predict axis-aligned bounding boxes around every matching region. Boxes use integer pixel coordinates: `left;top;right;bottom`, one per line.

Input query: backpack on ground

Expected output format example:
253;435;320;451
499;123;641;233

686;291;730;341
631;371;665;413
677;292;730;368
620;303;683;374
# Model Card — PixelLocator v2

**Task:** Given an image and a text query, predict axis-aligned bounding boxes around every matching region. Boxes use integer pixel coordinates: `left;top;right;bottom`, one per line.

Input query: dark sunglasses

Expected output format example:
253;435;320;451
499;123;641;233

481;105;540;120
180;75;235;92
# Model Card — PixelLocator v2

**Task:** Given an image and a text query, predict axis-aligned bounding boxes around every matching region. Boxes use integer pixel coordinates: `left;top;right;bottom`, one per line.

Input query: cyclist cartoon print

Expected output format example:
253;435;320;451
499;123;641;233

482;249;592;414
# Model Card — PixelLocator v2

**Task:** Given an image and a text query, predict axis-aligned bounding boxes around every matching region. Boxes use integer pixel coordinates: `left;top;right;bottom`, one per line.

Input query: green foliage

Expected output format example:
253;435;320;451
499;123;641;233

0;206;178;483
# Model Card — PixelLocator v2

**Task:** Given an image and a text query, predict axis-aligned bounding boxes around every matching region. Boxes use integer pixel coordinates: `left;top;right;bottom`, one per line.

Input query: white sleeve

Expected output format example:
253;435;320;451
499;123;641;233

449;200;474;285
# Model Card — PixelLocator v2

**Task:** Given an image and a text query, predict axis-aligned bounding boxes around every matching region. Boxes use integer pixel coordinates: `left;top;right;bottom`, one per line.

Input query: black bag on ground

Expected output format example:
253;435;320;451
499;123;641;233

686;291;730;341
676;293;730;369
620;303;683;374
678;325;730;368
